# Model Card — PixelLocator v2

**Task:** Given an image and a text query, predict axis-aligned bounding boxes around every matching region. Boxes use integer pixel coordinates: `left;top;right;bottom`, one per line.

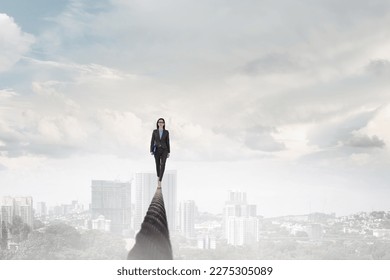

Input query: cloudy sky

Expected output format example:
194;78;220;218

1;0;389;217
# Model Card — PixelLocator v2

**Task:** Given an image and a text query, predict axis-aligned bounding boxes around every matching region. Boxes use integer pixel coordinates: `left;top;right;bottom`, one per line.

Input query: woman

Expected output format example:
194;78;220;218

150;118;170;188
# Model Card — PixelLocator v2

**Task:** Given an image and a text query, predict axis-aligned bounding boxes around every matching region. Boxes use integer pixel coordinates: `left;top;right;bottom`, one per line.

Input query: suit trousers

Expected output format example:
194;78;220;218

154;147;168;181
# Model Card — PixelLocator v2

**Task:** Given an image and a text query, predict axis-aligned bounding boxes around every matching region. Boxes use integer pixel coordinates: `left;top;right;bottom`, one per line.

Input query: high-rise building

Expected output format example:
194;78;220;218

223;190;259;246
226;216;259;246
162;170;177;234
134;172;156;232
13;197;34;228
134;170;177;233
179;200;196;239
228;190;247;204
1;197;14;225
91;180;131;235
1;196;33;228
35;202;47;217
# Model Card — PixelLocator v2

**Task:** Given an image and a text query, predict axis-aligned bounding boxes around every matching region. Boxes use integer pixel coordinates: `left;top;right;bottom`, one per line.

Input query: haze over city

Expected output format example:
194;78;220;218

1;0;390;217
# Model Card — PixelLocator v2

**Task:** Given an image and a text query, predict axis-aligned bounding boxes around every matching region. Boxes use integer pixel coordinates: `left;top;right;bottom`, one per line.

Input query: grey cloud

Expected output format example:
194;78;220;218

246;65;390;127
212;124;285;152
298;145;389;174
244;126;285;152
0;125;142;159
0;141;81;158
365;59;390;77
36;0;390;80
0;125;83;158
344;134;385;148
241;53;303;75
15;0;390;98
322;0;390;19
307;109;378;148
0;93;148;159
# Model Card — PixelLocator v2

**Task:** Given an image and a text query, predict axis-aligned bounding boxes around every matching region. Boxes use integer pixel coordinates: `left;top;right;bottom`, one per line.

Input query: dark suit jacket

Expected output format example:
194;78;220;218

150;129;170;153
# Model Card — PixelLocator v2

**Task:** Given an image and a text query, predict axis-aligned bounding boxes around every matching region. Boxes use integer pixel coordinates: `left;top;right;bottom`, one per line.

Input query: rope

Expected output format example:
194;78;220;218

127;187;173;259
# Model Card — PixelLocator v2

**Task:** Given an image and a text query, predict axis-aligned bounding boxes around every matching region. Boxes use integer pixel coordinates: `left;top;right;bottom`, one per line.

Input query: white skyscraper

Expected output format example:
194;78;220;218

0;196;34;228
1;197;14;225
228;190;247;204
179;200;196;239
134;172;156;232
135;170;177;234
223;190;259;246
14;197;34;228
162;170;177;233
226;216;259;246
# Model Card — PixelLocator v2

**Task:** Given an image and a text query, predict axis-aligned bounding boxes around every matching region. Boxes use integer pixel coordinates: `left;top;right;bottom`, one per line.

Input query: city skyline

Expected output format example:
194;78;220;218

2;189;390;259
2;168;389;218
1;0;390;218
2;179;388;221
3;191;390;260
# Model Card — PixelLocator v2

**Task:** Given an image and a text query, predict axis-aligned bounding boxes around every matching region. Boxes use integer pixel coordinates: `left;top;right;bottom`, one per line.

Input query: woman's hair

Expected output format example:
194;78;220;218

156;118;166;129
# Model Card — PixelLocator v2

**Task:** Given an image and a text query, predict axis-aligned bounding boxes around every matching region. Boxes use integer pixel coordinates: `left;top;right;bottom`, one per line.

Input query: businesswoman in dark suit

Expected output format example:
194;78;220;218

150;118;170;187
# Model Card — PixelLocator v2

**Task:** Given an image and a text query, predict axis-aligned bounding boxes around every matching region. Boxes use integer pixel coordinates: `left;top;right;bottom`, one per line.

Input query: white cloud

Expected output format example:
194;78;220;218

0;13;34;72
3;0;390;165
0;88;18;99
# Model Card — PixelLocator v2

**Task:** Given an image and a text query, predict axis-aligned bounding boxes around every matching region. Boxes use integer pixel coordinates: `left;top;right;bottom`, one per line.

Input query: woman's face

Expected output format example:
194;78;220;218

158;119;165;129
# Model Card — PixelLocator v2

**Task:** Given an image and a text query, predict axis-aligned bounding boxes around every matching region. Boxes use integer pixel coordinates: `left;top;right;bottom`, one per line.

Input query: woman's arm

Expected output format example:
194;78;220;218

150;131;155;153
166;130;170;153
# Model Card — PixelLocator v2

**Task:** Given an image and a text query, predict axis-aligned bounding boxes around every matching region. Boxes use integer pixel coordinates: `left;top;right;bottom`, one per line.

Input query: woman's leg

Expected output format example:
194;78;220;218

154;151;161;179
159;149;168;181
